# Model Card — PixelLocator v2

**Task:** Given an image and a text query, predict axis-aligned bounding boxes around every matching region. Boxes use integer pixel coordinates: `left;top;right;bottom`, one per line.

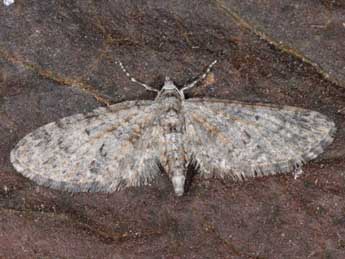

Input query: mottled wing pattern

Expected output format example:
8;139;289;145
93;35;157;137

183;98;336;179
11;100;162;192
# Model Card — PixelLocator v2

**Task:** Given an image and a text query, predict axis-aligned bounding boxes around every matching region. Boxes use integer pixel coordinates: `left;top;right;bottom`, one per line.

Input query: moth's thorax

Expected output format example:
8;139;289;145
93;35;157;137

159;96;182;114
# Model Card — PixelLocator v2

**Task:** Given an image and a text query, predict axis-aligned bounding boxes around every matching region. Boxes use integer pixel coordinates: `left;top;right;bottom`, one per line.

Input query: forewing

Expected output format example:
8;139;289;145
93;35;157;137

183;98;336;179
11;100;163;192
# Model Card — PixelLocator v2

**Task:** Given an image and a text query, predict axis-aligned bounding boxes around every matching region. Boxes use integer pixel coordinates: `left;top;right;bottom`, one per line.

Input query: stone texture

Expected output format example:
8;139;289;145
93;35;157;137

217;0;345;87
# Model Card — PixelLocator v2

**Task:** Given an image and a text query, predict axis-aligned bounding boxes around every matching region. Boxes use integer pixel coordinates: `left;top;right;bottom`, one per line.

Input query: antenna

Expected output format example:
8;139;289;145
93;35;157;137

116;61;159;93
181;60;217;93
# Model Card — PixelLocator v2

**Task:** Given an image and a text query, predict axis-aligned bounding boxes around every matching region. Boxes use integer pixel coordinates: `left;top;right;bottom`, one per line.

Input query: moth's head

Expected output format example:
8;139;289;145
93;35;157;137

156;76;184;100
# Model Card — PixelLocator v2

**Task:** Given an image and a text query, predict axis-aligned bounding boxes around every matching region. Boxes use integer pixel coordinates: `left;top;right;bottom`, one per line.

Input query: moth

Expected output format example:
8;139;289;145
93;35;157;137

10;60;336;196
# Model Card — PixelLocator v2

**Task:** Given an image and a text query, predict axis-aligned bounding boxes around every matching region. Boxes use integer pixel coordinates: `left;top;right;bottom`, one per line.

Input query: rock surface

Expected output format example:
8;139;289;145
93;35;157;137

218;0;345;87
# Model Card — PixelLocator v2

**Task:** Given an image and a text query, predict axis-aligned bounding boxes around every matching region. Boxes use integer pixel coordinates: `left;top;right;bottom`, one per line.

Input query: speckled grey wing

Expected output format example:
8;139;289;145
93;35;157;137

183;98;336;179
11;100;162;192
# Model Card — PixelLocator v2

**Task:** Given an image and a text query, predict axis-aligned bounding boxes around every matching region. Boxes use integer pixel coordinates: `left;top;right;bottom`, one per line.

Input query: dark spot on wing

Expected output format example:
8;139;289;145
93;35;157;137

84;113;99;119
99;143;107;157
242;130;251;145
243;130;251;139
90;160;100;174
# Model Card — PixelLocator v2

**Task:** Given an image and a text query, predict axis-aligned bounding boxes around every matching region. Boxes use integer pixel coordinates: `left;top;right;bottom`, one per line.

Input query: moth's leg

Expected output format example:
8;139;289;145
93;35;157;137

116;60;159;93
181;60;217;94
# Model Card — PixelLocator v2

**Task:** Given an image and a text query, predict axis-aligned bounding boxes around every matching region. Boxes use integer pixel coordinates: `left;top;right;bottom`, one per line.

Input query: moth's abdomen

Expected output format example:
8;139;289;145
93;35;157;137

163;131;186;196
159;99;187;196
